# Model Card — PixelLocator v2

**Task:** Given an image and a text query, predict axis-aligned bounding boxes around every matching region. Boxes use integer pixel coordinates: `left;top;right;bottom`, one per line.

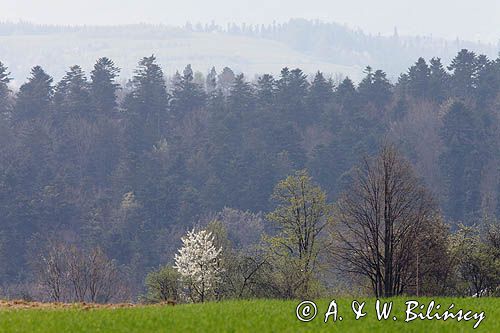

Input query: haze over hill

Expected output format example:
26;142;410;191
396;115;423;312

0;20;498;84
3;0;500;43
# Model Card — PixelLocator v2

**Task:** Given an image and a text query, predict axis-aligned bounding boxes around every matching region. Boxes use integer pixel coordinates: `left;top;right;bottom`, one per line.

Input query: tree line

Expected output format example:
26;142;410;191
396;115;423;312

144;148;499;304
0;48;499;300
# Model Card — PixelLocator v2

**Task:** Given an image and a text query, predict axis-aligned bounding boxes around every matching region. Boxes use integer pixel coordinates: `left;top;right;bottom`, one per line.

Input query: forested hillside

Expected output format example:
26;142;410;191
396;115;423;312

1;20;498;81
0;49;499;298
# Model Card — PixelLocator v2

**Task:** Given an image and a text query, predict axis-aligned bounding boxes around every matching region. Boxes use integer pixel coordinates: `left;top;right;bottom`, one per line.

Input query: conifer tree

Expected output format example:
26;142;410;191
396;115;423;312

429;57;449;102
307;71;334;119
217;67;235;96
123;55;169;151
206;66;217;94
54;65;91;118
90;57;120;114
407;57;431;99
335;77;356;106
276;67;309;119
358;67;392;109
255;74;276;107
14;66;53;121
228;73;254;114
0;61;12;116
448;49;478;98
170;64;206;119
475;55;500;104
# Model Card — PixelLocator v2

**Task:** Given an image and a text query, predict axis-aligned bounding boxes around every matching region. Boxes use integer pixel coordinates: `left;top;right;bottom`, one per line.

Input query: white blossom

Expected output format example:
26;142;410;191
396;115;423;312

173;229;223;302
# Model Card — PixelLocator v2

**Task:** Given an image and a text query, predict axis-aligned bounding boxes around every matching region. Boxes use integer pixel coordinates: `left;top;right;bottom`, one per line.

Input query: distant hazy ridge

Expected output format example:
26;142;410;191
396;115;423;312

0;19;498;83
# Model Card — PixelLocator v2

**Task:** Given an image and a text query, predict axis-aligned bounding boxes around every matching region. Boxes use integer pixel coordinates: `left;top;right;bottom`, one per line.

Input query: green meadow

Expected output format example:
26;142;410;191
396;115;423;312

0;298;498;332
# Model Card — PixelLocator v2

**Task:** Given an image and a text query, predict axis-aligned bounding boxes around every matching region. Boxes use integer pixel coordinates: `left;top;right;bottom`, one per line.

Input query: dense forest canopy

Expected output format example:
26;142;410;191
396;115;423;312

0;48;499;298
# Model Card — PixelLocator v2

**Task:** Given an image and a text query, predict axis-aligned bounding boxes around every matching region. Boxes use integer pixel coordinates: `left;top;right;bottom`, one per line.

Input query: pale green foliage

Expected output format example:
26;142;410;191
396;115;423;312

448;223;500;296
143;266;180;303
265;170;334;298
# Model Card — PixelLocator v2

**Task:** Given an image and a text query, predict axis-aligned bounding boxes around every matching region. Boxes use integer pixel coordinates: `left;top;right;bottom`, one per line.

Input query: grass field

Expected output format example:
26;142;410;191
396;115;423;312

0;298;498;332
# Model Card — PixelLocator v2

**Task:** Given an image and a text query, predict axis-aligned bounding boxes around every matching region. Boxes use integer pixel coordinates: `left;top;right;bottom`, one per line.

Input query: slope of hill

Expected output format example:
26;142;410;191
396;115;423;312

1;20;498;84
0;24;360;83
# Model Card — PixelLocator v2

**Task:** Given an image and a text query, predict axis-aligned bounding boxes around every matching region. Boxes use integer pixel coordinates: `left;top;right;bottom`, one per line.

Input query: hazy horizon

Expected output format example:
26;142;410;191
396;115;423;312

2;0;500;43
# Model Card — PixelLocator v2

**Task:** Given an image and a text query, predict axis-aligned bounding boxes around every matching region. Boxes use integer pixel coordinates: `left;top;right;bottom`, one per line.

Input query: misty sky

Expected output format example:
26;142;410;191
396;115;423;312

2;0;500;43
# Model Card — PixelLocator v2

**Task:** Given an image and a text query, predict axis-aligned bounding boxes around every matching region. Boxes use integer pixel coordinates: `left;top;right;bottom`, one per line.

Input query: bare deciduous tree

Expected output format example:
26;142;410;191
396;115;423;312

88;247;121;303
335;144;436;297
66;245;89;302
39;243;67;302
38;243;123;303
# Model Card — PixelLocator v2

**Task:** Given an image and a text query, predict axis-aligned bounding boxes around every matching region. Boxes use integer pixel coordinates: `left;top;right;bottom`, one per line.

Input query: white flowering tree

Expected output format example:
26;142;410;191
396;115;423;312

174;229;223;302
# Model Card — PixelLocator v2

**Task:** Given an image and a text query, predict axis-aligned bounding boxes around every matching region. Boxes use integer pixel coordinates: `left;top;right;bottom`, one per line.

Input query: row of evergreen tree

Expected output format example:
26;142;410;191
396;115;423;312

0;49;499;294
